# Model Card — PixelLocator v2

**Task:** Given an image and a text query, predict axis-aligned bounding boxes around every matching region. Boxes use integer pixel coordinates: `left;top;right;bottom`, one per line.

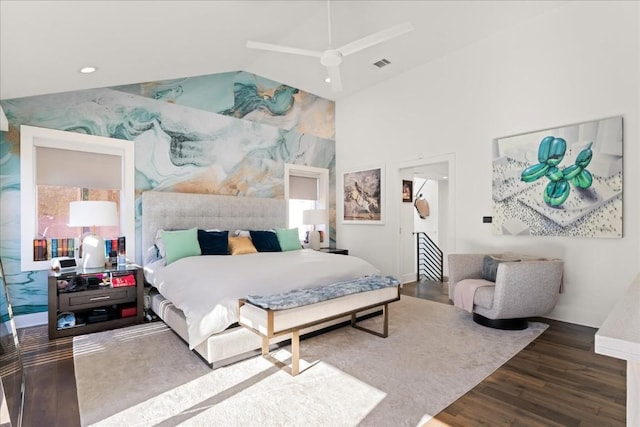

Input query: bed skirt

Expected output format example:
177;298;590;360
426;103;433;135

148;288;386;368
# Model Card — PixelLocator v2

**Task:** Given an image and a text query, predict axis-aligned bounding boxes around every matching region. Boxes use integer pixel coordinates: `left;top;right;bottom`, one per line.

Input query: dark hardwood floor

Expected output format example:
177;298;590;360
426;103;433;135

404;281;626;427
16;280;626;426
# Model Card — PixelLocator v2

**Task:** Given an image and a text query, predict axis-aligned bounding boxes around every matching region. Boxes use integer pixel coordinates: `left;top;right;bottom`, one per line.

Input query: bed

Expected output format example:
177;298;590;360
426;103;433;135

141;191;399;369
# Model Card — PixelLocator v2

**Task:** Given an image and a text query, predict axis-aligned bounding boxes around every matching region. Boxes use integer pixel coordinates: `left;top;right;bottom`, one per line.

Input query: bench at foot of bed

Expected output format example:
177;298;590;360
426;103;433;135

238;285;400;376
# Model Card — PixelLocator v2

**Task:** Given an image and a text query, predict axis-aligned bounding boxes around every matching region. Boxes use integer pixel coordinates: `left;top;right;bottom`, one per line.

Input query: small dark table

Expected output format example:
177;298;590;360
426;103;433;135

319;248;349;255
48;265;144;339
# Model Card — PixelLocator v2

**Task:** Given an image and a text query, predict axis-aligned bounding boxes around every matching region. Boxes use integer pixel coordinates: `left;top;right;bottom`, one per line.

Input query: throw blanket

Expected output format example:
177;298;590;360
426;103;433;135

453;279;494;313
247;275;399;310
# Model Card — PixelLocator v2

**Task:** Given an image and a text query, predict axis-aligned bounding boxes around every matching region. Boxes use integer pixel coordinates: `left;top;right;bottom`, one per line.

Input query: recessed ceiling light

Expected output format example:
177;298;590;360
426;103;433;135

325;77;331;83
79;66;97;74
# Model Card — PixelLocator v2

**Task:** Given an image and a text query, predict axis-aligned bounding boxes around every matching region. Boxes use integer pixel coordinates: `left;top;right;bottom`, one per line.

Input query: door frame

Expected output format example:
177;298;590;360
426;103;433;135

395;153;456;283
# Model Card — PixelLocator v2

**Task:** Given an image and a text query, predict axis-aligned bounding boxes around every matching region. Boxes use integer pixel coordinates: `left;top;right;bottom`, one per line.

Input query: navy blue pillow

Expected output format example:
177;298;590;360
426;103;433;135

197;230;229;255
249;230;282;252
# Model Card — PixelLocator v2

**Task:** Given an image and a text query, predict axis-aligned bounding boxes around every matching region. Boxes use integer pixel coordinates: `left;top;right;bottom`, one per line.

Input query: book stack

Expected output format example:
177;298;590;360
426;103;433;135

50;238;76;258
33;239;48;261
105;239;119;256
33;238;79;261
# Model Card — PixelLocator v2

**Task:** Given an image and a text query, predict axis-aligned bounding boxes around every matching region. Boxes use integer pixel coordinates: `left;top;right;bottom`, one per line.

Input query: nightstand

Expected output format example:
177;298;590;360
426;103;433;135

48;265;144;339
319;248;349;255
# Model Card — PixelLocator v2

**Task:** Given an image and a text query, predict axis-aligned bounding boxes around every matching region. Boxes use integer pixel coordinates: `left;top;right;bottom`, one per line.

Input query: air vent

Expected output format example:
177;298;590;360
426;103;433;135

373;58;391;68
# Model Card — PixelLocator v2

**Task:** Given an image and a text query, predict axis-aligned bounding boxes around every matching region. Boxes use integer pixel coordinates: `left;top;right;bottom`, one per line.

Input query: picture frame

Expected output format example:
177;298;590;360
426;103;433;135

342;165;384;224
492;115;623;238
402;180;413;203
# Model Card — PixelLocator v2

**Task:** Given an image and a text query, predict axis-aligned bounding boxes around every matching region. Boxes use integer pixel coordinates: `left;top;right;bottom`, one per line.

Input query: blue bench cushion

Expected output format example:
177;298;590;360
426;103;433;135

246;275;399;310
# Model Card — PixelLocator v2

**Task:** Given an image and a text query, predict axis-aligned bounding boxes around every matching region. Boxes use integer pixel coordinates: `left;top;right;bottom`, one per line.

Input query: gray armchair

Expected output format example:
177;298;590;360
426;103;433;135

448;253;564;329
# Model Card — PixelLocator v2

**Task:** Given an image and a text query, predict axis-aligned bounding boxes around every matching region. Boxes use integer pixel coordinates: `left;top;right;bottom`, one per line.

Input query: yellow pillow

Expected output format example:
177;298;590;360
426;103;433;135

228;236;257;255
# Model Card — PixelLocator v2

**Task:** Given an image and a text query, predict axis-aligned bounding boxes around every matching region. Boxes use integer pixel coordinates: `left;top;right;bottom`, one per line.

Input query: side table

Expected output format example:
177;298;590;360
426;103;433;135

48;265;144;339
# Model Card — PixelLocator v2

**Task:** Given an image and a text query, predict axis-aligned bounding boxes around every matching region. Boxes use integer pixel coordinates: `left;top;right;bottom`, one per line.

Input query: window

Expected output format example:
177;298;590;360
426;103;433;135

37;186;121;252
284;164;329;244
20;125;135;271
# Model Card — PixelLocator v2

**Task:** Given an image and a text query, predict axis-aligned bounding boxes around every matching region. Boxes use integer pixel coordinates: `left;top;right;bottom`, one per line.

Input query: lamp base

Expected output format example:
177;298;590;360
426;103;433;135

309;230;321;251
81;234;106;269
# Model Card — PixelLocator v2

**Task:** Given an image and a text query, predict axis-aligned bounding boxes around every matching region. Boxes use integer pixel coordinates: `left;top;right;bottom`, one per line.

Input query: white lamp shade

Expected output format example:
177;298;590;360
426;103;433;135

68;201;118;227
302;209;327;226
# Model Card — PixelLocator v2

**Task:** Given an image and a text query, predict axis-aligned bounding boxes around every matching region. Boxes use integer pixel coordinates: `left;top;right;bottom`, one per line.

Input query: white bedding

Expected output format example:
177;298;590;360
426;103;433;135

146;249;380;349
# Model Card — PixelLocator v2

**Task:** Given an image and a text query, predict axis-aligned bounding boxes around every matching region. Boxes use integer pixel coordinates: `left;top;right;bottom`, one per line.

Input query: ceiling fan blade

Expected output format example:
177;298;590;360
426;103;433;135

327;65;342;92
337;22;414;57
246;40;323;58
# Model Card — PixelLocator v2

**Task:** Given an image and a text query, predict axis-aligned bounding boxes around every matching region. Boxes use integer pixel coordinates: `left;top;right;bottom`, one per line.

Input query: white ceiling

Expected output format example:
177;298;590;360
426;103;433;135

0;1;568;101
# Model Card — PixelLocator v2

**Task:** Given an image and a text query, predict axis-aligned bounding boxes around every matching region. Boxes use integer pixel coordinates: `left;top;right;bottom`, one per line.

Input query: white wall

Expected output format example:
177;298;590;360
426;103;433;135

336;1;639;327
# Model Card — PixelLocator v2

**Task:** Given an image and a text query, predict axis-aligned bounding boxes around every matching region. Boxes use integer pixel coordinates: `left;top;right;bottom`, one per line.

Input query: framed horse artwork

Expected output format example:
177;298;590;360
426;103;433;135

342;165;385;224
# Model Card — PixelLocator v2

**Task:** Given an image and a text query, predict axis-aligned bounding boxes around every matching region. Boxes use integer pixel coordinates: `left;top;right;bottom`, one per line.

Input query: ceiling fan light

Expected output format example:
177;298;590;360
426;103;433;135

320;49;342;67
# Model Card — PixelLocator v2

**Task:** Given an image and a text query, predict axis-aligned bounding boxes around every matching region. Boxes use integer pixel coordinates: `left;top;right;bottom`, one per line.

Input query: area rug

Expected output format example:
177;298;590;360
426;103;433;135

74;296;547;427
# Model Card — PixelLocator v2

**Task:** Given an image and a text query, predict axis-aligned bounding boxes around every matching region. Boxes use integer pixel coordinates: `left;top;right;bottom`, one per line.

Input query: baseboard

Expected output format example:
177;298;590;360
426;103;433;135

15;312;47;329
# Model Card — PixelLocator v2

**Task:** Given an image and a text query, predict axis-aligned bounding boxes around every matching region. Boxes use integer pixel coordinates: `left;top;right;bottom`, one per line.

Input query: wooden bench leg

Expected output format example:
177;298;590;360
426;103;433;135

291;330;300;376
261;336;269;356
383;303;389;337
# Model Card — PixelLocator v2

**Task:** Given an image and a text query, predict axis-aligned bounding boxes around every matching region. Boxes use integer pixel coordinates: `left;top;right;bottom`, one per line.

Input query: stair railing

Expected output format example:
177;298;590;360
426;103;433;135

413;232;443;282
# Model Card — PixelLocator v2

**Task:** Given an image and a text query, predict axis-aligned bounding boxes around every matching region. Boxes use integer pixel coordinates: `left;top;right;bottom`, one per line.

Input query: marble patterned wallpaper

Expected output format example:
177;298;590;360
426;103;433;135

0;71;336;316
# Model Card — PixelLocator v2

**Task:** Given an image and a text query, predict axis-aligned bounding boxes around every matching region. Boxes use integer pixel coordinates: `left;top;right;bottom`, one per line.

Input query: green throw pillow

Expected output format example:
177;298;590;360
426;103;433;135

161;228;201;264
275;228;301;251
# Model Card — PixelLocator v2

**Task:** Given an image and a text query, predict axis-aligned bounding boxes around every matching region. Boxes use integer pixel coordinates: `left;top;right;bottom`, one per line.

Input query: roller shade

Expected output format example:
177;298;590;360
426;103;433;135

36;146;121;189
289;175;318;200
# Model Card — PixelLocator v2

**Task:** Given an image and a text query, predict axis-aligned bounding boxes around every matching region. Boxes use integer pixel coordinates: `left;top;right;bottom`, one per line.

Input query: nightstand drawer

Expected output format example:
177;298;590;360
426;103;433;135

59;287;136;311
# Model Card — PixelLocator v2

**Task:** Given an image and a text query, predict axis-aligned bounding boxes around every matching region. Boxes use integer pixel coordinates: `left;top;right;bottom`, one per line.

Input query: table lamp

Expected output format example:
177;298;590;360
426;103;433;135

302;209;327;250
69;201;118;269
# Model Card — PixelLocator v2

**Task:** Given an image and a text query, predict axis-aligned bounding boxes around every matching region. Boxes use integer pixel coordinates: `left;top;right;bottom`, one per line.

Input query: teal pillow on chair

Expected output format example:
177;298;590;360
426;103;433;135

161;228;201;264
275;228;301;251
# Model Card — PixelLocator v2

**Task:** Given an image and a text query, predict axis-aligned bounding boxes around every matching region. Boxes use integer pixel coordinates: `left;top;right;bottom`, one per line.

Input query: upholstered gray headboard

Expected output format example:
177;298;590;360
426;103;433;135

141;191;286;264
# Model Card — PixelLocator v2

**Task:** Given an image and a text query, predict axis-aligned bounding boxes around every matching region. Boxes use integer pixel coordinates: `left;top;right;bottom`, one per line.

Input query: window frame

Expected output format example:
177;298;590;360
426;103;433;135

19;125;135;271
284;164;329;247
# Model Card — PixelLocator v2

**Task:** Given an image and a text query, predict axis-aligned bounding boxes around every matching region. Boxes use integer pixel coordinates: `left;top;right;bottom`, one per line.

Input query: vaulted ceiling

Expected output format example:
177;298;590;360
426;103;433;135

0;1;568;101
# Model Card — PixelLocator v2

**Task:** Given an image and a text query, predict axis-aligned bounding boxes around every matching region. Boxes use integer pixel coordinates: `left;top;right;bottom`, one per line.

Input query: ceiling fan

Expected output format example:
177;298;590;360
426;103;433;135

246;1;413;92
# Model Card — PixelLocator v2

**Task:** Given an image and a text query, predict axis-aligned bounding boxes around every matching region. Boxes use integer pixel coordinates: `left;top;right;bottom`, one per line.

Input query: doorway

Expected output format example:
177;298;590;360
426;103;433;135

397;155;455;284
